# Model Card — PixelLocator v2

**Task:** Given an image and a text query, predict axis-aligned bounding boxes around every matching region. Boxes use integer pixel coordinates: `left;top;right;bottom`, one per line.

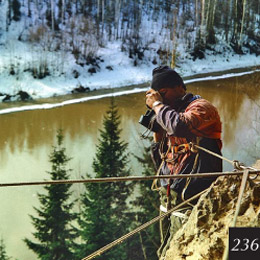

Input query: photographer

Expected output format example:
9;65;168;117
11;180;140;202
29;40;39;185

144;66;222;259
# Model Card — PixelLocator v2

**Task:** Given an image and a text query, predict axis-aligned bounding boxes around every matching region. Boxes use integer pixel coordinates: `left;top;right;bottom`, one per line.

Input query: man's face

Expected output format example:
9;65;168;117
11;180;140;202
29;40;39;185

158;85;185;106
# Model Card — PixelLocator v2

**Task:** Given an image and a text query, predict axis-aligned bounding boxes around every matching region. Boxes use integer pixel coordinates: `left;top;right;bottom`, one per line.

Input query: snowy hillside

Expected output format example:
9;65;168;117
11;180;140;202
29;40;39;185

0;0;259;102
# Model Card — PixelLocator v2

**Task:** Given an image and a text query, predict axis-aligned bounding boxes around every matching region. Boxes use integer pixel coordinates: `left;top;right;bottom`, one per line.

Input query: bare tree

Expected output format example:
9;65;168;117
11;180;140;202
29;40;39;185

50;0;55;31
238;0;247;50
206;0;217;44
170;8;178;69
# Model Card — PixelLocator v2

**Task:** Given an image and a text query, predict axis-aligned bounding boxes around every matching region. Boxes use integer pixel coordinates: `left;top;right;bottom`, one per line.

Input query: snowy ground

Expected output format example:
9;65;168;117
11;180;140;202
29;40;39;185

0;37;259;104
0;1;259;104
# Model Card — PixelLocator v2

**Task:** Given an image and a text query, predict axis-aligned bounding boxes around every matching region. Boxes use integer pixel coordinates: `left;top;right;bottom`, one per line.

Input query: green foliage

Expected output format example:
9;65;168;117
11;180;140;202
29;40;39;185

77;97;137;259
0;238;11;260
134;140;160;260
24;129;77;260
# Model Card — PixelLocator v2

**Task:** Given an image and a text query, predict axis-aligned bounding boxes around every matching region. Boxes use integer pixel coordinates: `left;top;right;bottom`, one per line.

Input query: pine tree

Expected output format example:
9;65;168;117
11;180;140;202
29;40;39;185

24;129;77;260
77;97;134;260
0;238;11;260
134;140;160;260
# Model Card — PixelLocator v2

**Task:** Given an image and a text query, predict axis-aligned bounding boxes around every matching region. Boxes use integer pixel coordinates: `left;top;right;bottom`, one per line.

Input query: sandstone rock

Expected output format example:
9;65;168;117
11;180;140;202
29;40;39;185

163;176;260;260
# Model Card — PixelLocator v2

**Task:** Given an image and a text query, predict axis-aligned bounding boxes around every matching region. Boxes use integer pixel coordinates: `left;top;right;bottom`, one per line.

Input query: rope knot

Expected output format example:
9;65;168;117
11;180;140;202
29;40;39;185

190;142;199;153
233;160;244;171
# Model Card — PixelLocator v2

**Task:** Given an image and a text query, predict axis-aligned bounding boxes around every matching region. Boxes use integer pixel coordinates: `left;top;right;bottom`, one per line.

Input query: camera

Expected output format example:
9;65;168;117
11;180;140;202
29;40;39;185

139;109;161;132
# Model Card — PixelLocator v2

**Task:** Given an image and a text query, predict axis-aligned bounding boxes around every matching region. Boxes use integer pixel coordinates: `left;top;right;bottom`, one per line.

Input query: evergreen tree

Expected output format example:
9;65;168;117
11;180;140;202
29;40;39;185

134;140;160;260
0;238;11;260
77;97;135;260
24;129;77;260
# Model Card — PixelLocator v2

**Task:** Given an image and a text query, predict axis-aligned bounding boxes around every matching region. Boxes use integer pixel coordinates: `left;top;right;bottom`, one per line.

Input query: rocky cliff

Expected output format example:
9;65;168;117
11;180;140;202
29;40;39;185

163;166;260;260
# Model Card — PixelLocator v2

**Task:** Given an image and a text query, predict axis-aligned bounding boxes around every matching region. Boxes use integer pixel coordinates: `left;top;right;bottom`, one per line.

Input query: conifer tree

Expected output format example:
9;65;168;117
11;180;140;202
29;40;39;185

134;140;160;260
24;129;77;260
77;97;134;260
0;238;11;260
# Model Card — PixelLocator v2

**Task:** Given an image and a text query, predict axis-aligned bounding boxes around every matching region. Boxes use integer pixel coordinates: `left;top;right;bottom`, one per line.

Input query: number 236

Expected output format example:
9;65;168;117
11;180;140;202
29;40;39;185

231;238;259;252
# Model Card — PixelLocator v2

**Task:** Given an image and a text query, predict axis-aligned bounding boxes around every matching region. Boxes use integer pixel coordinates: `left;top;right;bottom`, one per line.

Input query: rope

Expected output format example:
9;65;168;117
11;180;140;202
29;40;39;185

1;141;257;259
81;188;208;260
1;170;260;188
81;144;258;260
231;169;249;226
193;144;234;165
181;152;200;207
151;133;170;191
174;144;258;260
193;144;259;173
222;169;250;260
1;143;257;189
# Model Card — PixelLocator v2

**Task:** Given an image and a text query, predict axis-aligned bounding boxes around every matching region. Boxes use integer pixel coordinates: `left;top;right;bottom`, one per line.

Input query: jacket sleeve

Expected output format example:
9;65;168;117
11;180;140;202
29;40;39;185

156;105;192;137
156;99;221;139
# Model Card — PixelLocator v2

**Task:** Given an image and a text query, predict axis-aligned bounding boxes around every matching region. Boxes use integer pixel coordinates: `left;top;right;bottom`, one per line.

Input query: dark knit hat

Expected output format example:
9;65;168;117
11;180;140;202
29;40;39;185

151;66;186;91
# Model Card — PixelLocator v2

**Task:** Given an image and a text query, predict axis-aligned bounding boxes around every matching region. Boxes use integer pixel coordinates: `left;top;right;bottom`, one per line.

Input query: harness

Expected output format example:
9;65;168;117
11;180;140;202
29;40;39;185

152;136;201;209
150;94;206;209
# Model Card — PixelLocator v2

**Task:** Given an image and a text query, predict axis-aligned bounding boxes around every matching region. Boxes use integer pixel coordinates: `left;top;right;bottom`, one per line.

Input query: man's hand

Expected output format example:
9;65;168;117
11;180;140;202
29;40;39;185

145;89;163;109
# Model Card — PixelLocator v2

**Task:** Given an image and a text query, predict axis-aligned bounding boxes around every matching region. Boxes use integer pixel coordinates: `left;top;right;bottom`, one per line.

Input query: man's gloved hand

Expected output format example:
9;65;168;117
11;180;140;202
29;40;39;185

145;89;163;109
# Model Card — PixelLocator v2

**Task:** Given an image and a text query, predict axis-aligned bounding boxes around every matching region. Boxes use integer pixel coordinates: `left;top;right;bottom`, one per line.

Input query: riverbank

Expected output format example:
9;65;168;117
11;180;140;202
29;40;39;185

0;38;260;103
0;65;259;115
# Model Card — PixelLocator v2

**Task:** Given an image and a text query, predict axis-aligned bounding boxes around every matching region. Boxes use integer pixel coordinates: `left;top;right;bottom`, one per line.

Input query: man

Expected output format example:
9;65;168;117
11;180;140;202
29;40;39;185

145;66;222;259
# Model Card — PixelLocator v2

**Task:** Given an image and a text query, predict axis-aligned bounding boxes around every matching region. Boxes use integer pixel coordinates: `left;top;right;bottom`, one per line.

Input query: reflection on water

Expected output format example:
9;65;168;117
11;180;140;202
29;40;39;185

0;72;260;259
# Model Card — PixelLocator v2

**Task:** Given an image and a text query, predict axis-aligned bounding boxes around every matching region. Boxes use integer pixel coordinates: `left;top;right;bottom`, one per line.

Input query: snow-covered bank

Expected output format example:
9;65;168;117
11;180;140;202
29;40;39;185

0;68;259;115
0;39;260;104
0;0;260;104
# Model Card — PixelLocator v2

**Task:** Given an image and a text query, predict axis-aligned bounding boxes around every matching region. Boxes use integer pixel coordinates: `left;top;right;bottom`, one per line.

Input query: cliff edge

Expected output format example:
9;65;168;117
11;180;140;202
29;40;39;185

163;170;260;260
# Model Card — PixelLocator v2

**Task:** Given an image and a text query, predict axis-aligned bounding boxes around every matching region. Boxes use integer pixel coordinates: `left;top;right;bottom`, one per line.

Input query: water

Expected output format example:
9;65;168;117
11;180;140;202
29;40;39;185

0;71;260;259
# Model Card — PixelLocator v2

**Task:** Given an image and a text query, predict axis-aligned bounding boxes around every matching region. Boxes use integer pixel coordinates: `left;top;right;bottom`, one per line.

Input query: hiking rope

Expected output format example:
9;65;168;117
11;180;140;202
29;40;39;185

1;140;259;260
181;137;201;207
181;152;200;207
1;170;260;188
151;134;171;191
166;169;174;210
81;188;208;260
193;143;257;171
193;143;259;180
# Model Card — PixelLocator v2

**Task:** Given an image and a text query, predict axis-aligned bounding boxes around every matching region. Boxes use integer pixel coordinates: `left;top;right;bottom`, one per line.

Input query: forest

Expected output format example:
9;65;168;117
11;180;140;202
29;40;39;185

0;0;259;79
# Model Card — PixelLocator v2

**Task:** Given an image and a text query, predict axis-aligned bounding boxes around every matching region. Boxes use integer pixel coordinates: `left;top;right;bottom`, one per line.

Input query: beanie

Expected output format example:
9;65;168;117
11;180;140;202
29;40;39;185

151;66;186;91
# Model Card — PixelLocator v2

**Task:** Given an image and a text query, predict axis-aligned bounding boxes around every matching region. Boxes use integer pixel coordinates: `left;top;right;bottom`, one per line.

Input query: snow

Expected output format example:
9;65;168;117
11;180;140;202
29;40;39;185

0;37;259;103
0;87;146;115
1;68;260;115
0;9;260;105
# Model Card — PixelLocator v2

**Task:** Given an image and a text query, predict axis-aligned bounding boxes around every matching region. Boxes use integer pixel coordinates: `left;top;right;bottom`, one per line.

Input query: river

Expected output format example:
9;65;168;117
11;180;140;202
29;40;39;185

0;70;260;259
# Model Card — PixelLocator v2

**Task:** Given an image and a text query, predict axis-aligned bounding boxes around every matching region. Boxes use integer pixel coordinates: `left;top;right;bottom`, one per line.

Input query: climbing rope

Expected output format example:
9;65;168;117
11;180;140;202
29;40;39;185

1;141;258;189
81;188;208;260
79;166;257;260
79;145;257;260
1;170;260;188
1;142;259;260
193;143;259;173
